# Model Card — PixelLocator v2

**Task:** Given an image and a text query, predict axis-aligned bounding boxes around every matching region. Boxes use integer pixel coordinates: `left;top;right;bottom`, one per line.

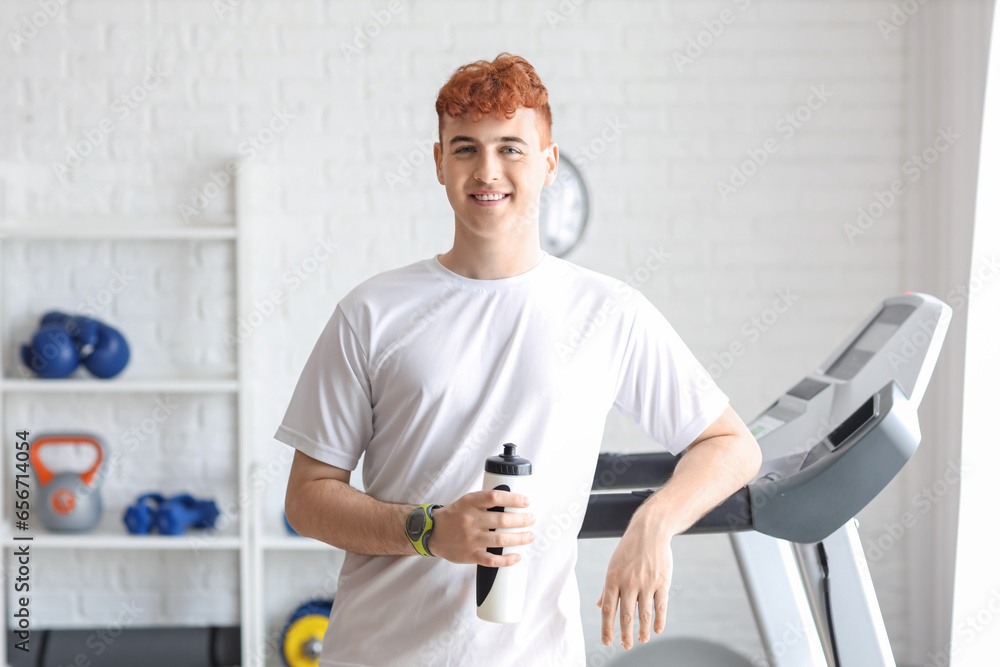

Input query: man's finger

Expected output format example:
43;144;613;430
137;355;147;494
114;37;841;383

488;510;535;529
619;589;637;650
600;587;618;647
474;489;529;509
653;587;669;635
637;591;654;644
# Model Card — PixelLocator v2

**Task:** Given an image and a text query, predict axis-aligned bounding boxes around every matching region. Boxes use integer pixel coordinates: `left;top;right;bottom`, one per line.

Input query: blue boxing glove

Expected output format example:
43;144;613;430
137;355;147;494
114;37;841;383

20;324;80;378
83;321;130;379
40;311;100;353
22;312;130;379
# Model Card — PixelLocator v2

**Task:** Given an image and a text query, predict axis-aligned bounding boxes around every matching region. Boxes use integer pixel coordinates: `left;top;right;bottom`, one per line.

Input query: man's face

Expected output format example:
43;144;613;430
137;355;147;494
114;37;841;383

434;107;558;243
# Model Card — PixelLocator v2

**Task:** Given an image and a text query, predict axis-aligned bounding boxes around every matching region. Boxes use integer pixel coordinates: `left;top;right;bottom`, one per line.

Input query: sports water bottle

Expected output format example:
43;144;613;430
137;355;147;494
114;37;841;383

476;443;532;623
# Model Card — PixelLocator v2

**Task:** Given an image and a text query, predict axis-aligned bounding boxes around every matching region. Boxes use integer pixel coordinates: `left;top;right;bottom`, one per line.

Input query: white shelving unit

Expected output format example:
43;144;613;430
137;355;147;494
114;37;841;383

0;174;256;664
0;166;348;666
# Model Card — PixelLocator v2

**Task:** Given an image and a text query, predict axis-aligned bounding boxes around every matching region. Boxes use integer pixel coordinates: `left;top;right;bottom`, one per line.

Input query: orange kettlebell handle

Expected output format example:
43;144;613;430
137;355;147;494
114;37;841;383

29;434;105;487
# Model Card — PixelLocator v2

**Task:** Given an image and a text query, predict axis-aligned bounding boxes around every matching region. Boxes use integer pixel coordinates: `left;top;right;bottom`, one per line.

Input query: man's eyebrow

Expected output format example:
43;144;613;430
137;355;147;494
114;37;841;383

449;135;529;146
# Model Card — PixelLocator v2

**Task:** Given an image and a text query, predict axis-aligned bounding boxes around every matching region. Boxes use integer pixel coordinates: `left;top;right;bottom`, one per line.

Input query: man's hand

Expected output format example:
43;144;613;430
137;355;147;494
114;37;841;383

595;405;762;649
597;512;672;649
427;489;534;566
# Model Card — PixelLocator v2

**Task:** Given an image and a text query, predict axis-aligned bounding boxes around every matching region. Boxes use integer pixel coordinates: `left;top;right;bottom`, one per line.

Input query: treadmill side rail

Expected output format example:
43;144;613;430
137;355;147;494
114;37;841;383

579;488;753;539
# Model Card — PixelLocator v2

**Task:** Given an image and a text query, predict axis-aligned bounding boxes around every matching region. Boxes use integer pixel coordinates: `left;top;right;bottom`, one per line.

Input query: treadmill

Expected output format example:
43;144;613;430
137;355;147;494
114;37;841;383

579;292;952;667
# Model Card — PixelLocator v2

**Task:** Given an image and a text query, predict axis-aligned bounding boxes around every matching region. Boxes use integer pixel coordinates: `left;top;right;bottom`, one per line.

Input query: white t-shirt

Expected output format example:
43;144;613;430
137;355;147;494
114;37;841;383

274;252;729;667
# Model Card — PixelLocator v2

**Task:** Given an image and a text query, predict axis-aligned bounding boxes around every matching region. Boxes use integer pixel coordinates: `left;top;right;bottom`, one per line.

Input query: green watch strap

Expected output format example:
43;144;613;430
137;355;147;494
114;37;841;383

406;503;442;557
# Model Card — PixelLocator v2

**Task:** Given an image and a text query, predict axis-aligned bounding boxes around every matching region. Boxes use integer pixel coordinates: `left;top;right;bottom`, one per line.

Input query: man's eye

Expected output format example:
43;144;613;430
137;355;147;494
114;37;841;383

455;146;473;153
502;147;521;155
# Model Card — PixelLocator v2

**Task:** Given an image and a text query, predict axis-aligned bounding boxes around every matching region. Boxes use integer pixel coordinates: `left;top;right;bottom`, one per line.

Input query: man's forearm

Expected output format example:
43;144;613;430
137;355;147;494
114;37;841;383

631;432;761;540
287;478;418;556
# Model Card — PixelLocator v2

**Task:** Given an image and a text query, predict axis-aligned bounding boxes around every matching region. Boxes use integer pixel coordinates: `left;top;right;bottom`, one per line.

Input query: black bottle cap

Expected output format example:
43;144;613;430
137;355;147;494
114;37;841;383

484;443;532;476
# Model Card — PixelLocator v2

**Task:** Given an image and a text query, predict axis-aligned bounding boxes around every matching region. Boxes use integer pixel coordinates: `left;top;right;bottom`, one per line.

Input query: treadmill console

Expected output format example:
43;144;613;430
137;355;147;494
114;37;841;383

747;293;950;542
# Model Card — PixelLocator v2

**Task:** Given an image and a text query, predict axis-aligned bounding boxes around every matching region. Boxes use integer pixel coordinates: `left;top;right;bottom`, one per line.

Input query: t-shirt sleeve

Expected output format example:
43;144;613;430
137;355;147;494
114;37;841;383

613;292;730;455
273;304;373;471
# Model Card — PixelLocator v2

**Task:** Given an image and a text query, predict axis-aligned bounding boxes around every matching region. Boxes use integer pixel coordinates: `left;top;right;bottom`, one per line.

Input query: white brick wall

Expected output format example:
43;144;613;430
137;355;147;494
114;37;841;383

3;0;939;663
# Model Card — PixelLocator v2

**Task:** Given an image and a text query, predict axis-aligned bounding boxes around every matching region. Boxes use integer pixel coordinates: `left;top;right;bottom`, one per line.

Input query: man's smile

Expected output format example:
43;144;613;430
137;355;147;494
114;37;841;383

470;190;511;206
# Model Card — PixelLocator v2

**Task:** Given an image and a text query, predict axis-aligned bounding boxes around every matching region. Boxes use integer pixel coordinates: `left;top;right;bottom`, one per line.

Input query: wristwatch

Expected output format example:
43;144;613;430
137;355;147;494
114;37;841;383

405;503;443;557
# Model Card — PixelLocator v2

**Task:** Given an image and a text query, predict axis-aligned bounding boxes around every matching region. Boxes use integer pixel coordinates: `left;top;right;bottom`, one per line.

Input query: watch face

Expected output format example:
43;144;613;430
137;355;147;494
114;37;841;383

406;509;425;539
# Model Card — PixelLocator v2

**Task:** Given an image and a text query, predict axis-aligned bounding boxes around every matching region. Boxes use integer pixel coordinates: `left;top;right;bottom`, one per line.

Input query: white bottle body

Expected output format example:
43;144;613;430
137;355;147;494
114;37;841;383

476;471;531;623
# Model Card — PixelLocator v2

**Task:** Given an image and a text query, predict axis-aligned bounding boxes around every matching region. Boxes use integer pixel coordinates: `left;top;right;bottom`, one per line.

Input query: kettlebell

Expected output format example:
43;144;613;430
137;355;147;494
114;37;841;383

30;434;106;533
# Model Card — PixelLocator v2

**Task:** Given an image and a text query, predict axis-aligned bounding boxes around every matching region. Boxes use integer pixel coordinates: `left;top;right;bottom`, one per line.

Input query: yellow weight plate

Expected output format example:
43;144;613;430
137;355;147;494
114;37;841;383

283;614;329;667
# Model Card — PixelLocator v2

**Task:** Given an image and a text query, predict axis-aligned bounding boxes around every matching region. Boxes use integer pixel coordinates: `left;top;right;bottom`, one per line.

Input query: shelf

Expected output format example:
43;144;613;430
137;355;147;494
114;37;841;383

256;518;341;551
1;518;242;550
0;377;239;393
0;216;236;240
4;533;241;550
259;523;335;552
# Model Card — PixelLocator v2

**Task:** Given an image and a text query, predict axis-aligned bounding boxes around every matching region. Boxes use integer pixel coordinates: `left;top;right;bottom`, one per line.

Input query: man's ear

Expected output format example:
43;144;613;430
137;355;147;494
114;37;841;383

434;142;445;185
543;142;559;187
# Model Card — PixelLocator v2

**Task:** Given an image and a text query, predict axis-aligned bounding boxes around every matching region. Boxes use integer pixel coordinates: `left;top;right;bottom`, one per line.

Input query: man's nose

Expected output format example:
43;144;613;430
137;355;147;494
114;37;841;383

473;151;502;183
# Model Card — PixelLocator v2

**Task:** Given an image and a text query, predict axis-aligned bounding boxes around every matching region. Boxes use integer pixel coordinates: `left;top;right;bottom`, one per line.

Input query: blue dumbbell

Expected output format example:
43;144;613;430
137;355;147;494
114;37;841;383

122;493;166;534
155;495;220;535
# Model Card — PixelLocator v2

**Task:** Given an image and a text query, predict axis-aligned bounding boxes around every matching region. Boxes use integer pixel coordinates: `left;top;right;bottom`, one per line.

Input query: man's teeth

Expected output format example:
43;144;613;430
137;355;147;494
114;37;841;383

474;193;507;200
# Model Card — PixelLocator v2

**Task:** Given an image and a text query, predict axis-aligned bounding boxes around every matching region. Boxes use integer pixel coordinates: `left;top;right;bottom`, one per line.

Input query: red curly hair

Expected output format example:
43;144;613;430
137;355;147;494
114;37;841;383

435;53;553;148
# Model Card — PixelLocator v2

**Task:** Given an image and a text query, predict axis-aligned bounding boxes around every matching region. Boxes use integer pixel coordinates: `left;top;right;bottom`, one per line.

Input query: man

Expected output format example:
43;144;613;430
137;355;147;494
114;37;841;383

276;53;761;667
